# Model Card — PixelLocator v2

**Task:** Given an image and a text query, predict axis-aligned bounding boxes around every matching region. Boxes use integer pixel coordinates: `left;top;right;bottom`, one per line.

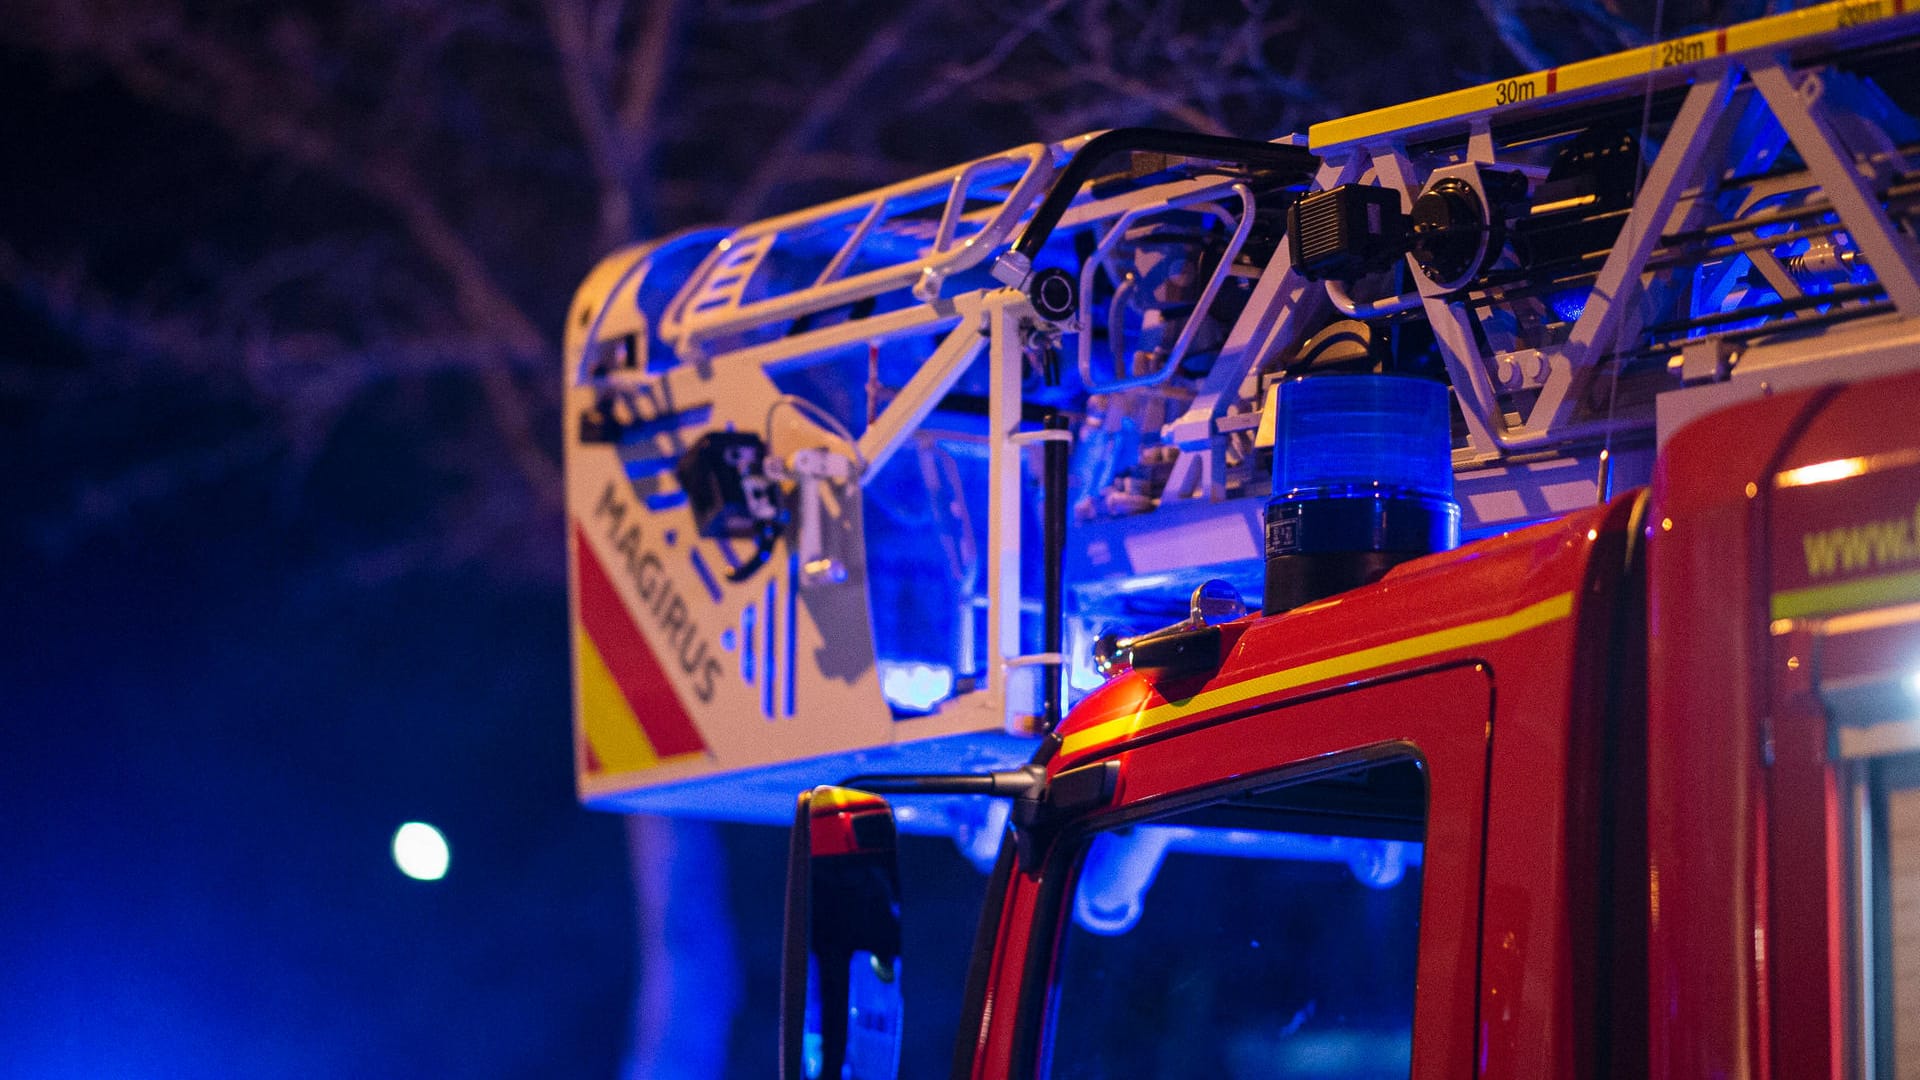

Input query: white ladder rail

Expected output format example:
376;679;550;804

660;142;1070;361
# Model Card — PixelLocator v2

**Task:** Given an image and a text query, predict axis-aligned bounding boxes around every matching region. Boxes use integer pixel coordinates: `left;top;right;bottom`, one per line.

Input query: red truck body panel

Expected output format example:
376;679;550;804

1648;369;1920;1080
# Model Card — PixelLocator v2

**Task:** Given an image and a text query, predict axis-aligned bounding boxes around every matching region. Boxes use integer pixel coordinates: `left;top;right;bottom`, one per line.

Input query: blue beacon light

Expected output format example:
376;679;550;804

1262;374;1461;614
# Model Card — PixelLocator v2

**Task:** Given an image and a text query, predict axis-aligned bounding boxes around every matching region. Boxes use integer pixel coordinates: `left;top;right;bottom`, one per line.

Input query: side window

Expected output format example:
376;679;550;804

1824;641;1920;1079
1043;756;1427;1079
1865;754;1920;1078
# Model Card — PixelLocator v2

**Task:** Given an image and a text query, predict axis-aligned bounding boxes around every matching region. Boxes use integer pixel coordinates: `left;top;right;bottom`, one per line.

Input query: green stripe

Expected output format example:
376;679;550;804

1771;567;1920;619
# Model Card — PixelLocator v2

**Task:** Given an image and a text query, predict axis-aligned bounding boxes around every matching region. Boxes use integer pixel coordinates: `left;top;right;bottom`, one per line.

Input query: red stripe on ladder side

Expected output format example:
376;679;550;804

573;522;710;758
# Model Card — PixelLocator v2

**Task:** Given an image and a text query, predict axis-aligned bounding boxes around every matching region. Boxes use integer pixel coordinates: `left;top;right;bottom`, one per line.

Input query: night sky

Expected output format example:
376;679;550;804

0;39;639;1077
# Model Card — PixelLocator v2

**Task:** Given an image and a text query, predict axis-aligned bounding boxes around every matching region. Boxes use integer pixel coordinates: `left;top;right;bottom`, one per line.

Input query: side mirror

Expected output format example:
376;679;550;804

1119;579;1243;676
780;786;904;1080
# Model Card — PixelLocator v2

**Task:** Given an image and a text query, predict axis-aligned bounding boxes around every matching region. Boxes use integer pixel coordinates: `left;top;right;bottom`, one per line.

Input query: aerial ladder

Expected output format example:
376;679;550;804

563;1;1920;847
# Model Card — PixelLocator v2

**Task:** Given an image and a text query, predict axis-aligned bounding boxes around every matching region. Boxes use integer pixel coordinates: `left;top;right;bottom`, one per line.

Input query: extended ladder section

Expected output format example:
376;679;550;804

1298;0;1920;471
563;2;1920;826
658;140;1068;361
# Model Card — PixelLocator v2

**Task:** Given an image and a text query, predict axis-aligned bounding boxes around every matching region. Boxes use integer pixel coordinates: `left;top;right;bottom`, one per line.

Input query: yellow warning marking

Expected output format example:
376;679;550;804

1310;1;1915;151
811;787;890;812
1771;567;1920;620
1059;592;1575;757
576;627;664;774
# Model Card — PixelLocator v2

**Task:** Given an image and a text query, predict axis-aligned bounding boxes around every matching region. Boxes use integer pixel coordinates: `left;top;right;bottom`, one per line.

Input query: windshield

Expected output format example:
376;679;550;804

1043;758;1425;1079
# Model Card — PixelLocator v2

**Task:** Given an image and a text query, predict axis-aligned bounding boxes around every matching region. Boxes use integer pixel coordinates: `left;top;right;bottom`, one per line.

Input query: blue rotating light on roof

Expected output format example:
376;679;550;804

1263;374;1460;614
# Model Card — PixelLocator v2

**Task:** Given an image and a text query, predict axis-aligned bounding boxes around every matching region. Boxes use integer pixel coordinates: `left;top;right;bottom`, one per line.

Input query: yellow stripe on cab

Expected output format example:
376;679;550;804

1060;592;1575;757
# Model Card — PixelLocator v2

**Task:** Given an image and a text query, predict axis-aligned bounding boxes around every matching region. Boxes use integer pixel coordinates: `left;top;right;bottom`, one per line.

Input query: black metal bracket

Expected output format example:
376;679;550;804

1001;127;1320;276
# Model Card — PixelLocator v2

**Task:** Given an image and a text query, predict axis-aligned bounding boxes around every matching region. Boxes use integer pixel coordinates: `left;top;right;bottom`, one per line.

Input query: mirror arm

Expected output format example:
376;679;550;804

841;759;1122;873
836;765;1046;800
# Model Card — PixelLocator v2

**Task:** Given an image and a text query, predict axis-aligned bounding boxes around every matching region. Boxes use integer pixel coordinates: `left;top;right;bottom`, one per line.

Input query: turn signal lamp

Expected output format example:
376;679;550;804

1263;374;1460;613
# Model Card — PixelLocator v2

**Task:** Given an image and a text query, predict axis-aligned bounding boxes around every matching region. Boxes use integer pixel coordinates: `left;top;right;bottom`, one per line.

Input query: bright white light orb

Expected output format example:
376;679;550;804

392;822;450;881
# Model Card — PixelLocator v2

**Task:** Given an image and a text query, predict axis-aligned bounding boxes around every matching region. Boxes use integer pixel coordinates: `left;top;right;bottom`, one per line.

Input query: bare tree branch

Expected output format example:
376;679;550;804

704;0;826;21
725;0;940;219
910;0;1079;111
612;0;686;237
545;0;636;245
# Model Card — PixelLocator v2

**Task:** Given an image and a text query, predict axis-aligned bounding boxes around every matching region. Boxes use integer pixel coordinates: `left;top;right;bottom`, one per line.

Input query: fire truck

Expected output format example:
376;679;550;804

564;4;1920;1076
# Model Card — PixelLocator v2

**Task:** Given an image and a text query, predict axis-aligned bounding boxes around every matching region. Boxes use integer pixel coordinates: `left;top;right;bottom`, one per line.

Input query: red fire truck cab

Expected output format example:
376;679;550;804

783;365;1920;1079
